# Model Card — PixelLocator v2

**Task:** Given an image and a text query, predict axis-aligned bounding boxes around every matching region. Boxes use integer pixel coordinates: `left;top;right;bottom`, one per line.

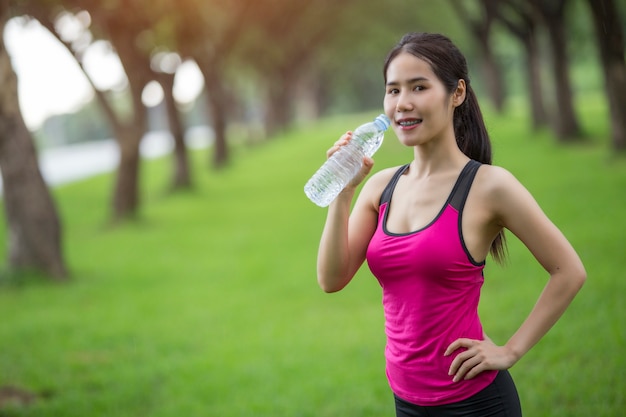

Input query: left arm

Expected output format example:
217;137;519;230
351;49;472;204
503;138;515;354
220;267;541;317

446;167;586;382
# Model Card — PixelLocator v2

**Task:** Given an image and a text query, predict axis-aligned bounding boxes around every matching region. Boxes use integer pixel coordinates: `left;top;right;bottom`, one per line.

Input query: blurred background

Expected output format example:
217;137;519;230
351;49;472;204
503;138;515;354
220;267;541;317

0;0;624;416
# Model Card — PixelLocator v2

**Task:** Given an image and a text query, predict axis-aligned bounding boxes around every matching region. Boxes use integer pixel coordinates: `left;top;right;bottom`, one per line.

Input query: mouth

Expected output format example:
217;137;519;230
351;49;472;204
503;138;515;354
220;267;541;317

396;118;422;127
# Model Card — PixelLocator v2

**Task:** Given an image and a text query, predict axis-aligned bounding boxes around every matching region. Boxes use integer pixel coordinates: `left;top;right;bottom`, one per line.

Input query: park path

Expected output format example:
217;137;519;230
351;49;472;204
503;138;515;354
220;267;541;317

0;127;211;195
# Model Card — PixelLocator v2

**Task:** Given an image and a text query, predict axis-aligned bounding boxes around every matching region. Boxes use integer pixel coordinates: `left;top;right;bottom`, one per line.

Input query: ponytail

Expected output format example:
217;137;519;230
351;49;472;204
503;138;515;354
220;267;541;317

454;85;491;164
455;83;507;264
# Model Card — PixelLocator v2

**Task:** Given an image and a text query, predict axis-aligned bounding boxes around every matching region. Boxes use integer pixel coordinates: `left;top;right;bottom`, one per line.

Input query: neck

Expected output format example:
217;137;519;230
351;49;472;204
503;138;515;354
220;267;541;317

410;135;467;178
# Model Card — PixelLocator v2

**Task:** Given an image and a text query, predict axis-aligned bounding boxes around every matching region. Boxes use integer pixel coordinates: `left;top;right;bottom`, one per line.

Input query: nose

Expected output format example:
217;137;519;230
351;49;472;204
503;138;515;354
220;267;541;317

396;91;414;112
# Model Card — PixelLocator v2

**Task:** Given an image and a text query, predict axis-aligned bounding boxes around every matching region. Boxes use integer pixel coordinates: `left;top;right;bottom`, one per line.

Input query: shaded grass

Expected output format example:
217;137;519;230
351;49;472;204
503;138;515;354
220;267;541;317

0;102;624;416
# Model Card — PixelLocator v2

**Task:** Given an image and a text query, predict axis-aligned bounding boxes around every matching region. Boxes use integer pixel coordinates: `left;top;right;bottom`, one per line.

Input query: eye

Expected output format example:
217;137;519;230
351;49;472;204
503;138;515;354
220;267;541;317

387;88;399;95
414;85;425;91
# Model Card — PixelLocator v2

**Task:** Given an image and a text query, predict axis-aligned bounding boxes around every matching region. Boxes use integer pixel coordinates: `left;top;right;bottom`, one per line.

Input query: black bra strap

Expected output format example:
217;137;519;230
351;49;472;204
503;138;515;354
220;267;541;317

449;160;482;211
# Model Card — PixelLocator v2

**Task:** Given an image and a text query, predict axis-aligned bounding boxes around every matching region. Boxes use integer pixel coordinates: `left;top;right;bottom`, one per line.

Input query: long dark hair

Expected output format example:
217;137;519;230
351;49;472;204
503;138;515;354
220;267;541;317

384;32;507;263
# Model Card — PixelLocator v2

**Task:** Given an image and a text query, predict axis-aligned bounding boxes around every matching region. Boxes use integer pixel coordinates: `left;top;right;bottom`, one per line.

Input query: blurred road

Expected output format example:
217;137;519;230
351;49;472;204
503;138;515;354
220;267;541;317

0;127;212;195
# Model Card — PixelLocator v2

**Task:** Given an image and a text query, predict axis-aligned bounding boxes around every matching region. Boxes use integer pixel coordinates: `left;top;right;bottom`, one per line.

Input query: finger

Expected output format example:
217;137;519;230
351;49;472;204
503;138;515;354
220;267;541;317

359;157;374;177
362;156;374;171
448;352;468;376
444;338;477;356
452;355;482;382
336;131;352;146
326;132;353;158
349;157;375;187
326;143;347;158
326;145;339;158
448;346;477;376
462;362;487;381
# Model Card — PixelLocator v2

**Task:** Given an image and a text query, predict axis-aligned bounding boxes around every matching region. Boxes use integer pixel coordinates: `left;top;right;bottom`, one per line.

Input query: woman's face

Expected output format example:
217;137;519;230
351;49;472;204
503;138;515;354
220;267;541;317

383;52;459;148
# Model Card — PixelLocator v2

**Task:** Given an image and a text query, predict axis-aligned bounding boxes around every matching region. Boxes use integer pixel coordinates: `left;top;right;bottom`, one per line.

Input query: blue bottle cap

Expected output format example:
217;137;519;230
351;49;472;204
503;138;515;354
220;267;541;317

374;114;391;131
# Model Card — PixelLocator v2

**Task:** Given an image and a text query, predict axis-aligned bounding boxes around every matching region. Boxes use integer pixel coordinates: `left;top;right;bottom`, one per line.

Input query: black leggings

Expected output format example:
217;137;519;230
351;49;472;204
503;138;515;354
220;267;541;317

394;371;522;417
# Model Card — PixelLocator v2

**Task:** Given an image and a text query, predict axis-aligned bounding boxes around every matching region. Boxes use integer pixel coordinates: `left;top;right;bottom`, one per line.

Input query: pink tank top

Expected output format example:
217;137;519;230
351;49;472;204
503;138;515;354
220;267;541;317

366;160;497;406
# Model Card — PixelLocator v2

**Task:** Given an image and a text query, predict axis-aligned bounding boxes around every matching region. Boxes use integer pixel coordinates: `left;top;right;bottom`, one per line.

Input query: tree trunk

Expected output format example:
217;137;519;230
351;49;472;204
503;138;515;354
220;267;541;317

99;22;151;221
265;70;294;136
30;7;150;222
158;72;192;189
523;33;548;130
294;67;326;122
545;21;582;140
586;0;626;152
112;128;142;220
533;0;583;141
451;0;506;112
476;32;506;113
496;0;548;130
196;60;229;169
0;15;67;279
87;64;147;222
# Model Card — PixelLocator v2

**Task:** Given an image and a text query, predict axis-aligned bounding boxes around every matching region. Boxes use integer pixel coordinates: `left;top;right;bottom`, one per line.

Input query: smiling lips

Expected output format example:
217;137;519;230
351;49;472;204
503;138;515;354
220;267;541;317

397;118;423;129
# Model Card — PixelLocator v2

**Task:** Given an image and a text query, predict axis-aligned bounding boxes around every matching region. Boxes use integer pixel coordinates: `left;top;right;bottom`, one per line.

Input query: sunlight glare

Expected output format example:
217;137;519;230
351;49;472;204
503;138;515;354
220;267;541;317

142;80;164;107
174;60;204;104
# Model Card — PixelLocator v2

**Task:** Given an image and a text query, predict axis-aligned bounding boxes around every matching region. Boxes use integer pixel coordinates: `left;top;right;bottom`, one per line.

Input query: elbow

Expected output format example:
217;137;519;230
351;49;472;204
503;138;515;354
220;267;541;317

573;265;587;291
317;274;348;293
563;263;587;295
318;280;344;294
319;284;342;294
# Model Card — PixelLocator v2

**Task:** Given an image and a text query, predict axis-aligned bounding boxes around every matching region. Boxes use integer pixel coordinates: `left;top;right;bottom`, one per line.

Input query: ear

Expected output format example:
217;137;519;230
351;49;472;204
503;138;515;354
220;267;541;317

452;79;467;108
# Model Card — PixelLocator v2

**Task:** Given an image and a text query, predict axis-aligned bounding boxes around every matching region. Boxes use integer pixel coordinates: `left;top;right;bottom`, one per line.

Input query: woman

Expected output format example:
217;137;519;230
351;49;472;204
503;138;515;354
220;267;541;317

315;32;586;416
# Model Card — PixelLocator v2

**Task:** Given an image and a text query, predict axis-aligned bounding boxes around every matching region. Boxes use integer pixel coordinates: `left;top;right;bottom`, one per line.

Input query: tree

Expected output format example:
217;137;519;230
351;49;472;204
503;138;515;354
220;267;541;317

495;0;548;130
241;0;359;135
586;0;626;152
155;68;192;189
95;6;153;220
530;0;583;141
137;1;193;189
46;0;194;196
31;1;155;221
0;7;67;279
450;0;507;113
173;0;255;169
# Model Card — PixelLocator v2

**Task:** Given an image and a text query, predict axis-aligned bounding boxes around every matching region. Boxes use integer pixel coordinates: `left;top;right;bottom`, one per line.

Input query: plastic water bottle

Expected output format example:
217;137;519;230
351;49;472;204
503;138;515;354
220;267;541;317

304;114;391;207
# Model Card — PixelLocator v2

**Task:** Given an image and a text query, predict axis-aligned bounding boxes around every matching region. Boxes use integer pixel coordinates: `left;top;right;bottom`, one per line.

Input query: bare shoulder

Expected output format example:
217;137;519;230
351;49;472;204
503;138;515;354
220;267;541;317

473;164;542;227
357;165;406;206
471;164;531;207
368;165;406;186
364;165;406;192
474;164;520;193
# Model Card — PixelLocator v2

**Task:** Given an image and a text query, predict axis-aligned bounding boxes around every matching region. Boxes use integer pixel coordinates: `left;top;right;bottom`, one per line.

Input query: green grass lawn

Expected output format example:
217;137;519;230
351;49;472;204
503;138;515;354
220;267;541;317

0;100;624;416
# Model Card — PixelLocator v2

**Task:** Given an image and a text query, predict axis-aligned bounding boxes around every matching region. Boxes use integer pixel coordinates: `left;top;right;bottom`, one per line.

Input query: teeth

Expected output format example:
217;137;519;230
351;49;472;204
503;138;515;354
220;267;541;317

399;120;421;126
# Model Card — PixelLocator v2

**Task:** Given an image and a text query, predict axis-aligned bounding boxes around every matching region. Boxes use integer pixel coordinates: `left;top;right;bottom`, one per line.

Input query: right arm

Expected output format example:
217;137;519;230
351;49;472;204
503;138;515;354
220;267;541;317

316;136;390;292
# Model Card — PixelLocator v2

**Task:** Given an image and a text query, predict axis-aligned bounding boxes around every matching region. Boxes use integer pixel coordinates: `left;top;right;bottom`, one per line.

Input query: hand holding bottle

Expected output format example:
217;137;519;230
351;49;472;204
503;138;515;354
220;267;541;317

304;114;390;207
327;131;375;192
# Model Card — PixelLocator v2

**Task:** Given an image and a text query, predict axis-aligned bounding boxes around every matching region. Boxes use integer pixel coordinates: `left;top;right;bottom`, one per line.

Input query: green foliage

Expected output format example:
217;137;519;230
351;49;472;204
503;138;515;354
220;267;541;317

0;98;624;416
316;0;466;115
